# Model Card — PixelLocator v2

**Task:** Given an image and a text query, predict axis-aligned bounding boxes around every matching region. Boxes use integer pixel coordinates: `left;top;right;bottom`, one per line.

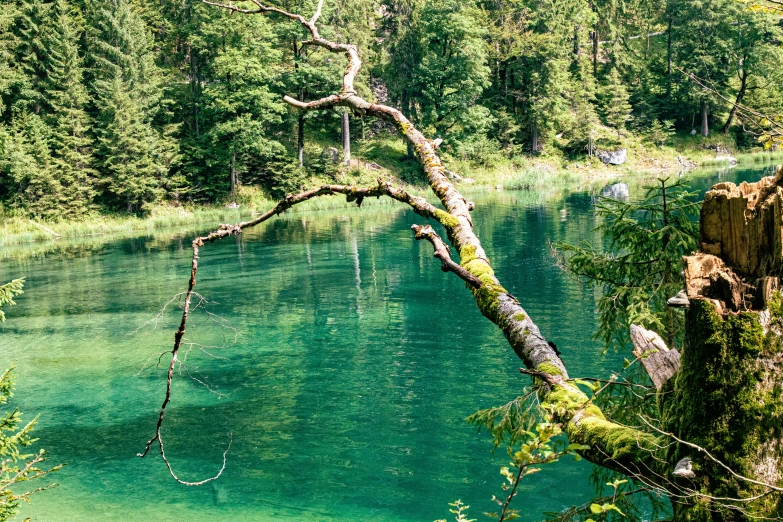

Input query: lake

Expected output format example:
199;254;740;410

0;164;776;521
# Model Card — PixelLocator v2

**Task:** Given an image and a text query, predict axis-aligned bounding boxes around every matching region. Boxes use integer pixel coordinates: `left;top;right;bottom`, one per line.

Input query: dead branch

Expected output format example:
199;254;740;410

137;180;468;483
137;0;666;486
639;417;783;494
410;224;483;288
629;324;680;390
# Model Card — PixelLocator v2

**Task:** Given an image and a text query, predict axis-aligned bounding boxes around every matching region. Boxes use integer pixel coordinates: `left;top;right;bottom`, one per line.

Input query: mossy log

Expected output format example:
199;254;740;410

175;4;781;512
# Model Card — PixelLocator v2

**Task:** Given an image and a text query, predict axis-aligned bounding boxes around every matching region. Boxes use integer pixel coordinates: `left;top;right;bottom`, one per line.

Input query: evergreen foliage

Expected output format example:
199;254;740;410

600;68;633;139
646;119;675;147
0;279;59;521
554;179;700;351
0;0;780;216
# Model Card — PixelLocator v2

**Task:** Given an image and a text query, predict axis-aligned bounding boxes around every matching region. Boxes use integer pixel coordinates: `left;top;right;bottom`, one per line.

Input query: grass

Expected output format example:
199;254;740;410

0;182;431;248
2;127;781;248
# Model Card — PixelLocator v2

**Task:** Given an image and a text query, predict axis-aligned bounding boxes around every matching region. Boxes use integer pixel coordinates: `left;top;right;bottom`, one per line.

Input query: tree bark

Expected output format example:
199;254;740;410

701;99;709;137
666;10;673;98
297;112;304;167
230;149;237;199
342;111;350;166
721;70;747;133
667;172;783;521
531;124;539;154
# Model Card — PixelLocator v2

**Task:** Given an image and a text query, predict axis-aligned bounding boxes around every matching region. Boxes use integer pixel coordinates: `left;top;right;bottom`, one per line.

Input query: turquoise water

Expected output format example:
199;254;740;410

0;165;774;521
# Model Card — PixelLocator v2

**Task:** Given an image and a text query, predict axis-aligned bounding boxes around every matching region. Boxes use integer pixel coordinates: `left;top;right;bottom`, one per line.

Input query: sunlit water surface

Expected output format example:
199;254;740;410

0;165;774;521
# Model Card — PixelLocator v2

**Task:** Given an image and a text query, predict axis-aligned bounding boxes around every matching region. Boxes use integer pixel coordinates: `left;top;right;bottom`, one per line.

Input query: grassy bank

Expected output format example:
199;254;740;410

2;131;781;248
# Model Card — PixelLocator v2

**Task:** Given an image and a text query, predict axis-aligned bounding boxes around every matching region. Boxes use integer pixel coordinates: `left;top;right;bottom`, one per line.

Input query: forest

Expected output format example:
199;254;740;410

0;0;782;219
2;0;783;522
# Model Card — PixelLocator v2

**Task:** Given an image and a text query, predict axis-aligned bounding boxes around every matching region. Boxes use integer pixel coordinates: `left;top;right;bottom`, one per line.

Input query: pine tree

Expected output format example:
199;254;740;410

0;111;63;219
13;0;49;114
646;119;675;147
0;3;28;119
570;57;601;158
601;67;633;139
41;0;95;217
97;73;168;211
88;0;177;212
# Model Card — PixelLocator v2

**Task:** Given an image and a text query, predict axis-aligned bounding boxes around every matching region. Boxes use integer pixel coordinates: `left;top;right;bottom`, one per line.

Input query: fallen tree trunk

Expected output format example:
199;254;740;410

139;2;783;519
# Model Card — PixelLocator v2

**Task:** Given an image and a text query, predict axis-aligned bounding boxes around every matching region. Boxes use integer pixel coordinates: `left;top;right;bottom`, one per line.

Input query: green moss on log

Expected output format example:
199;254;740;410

667;298;783;521
432;209;460;229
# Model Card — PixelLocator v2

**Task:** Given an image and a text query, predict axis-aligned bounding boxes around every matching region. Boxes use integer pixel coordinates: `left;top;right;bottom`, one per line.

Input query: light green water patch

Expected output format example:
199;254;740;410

0;166;771;522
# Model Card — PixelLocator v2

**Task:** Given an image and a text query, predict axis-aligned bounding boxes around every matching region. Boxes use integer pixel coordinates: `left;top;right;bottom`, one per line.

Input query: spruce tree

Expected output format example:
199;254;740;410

13;0;48;114
0;279;59;521
88;0;177;212
42;0;95;217
0;3;28;119
570;57;601;158
0;111;61;219
600;67;633;139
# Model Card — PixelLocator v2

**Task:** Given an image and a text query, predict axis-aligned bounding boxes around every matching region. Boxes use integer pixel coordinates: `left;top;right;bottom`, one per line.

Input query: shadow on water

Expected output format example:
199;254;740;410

0;164;776;521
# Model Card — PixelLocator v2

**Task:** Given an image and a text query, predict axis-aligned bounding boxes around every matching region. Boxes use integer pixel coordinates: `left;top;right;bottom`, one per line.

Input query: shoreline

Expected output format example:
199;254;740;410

1;149;781;249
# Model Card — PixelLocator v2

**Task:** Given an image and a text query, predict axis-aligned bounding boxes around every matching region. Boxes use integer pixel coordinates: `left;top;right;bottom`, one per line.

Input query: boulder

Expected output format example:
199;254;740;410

596;148;626;165
320;147;340;163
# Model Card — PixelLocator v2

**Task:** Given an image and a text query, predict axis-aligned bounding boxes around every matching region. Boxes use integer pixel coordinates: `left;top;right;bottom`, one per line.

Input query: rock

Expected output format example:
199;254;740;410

690;129;698;135
705;143;729;153
600;182;629;200
676;155;697;168
496;184;503;190
596;148;626;165
463;177;476;184
225;202;240;209
365;162;383;170
320;147;340;163
714;155;737;165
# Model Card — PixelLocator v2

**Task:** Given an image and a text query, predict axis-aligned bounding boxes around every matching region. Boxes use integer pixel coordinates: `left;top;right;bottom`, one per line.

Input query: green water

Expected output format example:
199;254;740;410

0;165;774;521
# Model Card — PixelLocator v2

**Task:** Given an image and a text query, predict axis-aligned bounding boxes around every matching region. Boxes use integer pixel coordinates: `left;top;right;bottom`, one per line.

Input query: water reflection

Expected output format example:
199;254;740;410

0;164;775;522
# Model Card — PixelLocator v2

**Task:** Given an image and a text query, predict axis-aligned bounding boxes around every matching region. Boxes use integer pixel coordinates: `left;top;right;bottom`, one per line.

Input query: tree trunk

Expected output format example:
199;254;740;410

297;112;305;167
161;6;783;516
665;172;783;521
592;30;599;76
721;70;747;133
230;149;237;199
701;99;709;137
531;124;539;154
666;12;673;98
342;111;350;166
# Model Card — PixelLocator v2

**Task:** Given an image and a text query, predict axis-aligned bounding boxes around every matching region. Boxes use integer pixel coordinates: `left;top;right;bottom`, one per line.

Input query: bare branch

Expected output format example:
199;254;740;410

138;180;461;481
639;416;783;494
310;0;324;25
410;224;483;288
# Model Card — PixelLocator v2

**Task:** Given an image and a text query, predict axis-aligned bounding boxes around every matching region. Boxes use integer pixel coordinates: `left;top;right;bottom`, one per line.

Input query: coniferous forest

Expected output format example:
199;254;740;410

4;2;783;521
0;0;781;218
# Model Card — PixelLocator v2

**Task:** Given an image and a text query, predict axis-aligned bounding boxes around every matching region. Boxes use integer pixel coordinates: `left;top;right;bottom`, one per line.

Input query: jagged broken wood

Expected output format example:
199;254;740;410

629;324;680;390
